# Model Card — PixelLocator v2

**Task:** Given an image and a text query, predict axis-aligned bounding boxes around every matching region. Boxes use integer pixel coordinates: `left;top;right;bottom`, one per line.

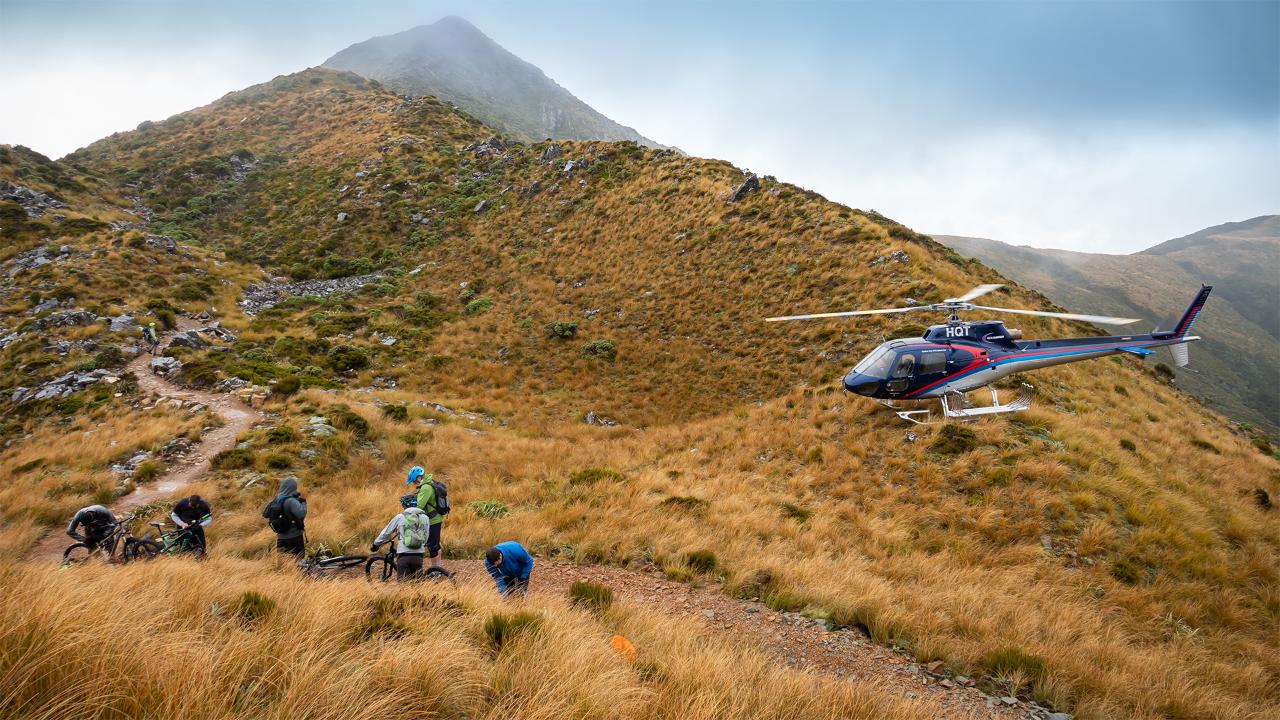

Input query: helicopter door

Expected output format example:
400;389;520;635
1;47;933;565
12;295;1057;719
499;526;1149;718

885;352;916;394
918;350;947;376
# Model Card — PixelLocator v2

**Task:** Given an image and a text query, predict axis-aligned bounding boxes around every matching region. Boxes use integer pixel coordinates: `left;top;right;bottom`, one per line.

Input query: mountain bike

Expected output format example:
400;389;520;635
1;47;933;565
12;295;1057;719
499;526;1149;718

365;545;452;583
62;513;144;565
126;514;209;560
300;548;369;579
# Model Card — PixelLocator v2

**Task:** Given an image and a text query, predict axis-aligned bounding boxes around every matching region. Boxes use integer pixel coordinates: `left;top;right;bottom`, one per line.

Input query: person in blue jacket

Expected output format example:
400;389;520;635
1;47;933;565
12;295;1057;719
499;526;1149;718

484;541;533;598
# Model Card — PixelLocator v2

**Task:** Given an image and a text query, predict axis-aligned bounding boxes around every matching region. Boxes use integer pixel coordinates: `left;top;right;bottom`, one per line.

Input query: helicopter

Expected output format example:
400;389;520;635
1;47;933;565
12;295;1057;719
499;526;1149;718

767;284;1212;423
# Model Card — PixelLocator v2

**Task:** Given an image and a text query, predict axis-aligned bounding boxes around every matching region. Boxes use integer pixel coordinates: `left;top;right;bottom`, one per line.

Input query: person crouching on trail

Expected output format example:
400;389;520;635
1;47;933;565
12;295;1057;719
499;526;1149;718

484;541;533;598
171;494;212;553
406;465;448;569
66;504;118;551
262;476;308;555
371;493;431;580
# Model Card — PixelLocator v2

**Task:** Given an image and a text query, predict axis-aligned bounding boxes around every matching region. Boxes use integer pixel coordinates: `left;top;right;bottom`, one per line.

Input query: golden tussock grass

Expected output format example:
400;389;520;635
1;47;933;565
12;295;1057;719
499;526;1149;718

0;558;930;720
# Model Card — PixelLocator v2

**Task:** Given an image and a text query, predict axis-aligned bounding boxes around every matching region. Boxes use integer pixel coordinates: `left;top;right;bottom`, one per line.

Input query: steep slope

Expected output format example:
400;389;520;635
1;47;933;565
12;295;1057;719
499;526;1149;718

3;69;1277;720
324;16;664;147
935;221;1280;435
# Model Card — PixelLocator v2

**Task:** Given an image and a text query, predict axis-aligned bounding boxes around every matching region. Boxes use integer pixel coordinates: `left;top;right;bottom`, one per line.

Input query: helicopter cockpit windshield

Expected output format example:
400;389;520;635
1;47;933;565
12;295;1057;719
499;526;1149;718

852;345;896;379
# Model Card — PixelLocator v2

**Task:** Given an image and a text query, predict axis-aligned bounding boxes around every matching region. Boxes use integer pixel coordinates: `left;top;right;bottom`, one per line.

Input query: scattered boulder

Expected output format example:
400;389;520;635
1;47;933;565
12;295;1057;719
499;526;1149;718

238;273;384;315
32;310;98;330
0;180;67;217
11;368;116;403
199;322;236;343
540;143;564;163
216;376;250;393
150;356;182;375
473;200;488;213
167;331;209;349
108;315;137;332
727;173;760;203
8;245;68;276
336;212;348;222
108;450;153;477
144;235;179;254
584;411;619;427
869;250;910;267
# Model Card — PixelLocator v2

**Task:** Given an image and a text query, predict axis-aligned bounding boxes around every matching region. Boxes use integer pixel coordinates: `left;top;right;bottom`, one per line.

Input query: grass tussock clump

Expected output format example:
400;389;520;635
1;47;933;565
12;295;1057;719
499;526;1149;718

483;610;543;652
929;424;979;455
568;467;624;486
230;590;275;623
567;581;614;613
465;499;509;519
210;447;254;470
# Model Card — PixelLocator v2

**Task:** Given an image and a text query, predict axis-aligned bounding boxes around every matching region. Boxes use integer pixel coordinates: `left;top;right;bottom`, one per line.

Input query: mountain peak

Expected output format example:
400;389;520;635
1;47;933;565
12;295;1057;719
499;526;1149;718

323;17;664;147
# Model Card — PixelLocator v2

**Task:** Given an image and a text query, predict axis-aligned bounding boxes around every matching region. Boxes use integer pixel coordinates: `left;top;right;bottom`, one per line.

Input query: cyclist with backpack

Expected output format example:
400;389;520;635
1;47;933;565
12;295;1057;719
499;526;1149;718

371;492;431;580
140;323;159;354
262;476;307;555
171;495;212;553
66;504;118;551
407;465;449;570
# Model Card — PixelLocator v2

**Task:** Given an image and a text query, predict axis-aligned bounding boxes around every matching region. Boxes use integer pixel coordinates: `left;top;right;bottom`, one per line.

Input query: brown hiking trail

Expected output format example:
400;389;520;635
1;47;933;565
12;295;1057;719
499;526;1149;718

26;322;262;562
530;560;1037;720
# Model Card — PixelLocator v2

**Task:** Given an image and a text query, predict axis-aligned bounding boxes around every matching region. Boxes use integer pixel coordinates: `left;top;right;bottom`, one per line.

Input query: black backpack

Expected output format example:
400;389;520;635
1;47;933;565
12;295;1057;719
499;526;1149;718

262;495;302;533
429;479;450;516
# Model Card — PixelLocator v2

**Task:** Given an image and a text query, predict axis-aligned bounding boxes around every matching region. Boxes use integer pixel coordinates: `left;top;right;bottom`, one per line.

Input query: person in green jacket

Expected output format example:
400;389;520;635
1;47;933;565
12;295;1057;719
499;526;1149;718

406;465;444;569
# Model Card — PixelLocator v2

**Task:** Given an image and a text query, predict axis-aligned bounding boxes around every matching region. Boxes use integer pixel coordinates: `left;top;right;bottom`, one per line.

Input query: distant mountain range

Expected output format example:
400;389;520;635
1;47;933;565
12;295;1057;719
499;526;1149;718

324;16;664;148
934;215;1280;433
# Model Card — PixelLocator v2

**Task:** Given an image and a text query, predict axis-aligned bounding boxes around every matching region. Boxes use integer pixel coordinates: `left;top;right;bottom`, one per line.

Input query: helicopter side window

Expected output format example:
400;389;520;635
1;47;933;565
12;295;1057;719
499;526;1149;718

892;353;915;378
855;348;896;378
919;350;946;375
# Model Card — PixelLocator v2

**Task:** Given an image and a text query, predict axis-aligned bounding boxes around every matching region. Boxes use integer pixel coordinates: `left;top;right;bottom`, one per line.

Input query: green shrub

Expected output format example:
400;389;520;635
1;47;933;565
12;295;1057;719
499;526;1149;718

266;426;297;444
466;500;510;519
329;404;370;436
544;321;578;340
568;467;624;485
930;424;979;455
483;612;542;652
381;403;409;422
230;591;275;623
567;581;613;613
464;297;494;315
132;460;162;482
1190;438;1220;454
683;549;717;574
780;502;812;522
210;448;254;470
272;375;301;397
986;645;1047;688
264;453;291;469
56;396;85;415
1154;363;1175;379
1119;438;1136;453
660;495;708;512
1110;558;1143;585
580;339;617;362
326;345;369;372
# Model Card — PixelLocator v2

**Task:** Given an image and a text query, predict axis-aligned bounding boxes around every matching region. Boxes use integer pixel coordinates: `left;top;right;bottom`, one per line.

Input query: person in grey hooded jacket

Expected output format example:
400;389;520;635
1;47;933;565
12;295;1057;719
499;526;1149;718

263;476;307;555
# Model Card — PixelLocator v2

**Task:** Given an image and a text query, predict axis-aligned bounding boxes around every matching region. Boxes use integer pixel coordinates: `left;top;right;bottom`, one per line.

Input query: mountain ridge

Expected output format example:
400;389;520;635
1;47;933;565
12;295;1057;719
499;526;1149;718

323;16;666;148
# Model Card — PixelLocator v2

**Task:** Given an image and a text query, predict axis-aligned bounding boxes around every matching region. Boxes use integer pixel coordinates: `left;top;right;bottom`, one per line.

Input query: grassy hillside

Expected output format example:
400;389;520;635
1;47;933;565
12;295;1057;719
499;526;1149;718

2;68;1277;720
935;225;1280;435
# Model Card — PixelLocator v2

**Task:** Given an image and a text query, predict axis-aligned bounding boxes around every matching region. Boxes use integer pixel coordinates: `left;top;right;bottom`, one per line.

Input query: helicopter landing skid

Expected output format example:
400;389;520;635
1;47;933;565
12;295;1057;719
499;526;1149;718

882;383;1034;424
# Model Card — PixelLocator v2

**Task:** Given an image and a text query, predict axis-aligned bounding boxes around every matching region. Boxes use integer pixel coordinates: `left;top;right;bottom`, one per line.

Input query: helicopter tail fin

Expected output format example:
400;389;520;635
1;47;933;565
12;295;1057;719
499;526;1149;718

1169;285;1212;340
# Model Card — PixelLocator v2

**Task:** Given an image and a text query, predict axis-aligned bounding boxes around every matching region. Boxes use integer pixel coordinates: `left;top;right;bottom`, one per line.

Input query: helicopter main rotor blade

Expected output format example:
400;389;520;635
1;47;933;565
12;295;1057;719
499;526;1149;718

947;284;1004;303
765;306;930;322
969;305;1140;325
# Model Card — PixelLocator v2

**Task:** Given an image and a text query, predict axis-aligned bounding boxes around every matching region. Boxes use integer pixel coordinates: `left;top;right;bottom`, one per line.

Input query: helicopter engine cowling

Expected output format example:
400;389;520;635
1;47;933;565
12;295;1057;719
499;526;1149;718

1006;328;1023;340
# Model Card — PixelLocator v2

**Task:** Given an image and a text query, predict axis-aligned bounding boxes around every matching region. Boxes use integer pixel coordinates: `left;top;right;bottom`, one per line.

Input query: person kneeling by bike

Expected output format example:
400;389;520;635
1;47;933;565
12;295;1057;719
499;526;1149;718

171;495;212;553
371;493;430;580
66;504;118;551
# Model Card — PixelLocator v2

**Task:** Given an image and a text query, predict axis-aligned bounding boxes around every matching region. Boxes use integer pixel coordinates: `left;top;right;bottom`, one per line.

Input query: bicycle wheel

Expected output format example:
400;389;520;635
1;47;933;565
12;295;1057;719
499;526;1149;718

423;566;453;582
365;555;394;582
62;543;93;565
317;555;368;571
124;538;161;562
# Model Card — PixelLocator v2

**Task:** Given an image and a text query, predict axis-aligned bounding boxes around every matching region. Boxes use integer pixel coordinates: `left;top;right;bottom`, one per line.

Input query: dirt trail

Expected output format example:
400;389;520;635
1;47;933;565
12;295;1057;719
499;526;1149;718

26;323;262;561
528;561;1043;720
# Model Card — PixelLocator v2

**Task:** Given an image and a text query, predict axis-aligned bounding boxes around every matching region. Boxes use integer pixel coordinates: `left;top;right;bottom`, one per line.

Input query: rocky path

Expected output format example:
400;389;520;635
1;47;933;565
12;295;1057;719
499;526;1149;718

26;325;262;561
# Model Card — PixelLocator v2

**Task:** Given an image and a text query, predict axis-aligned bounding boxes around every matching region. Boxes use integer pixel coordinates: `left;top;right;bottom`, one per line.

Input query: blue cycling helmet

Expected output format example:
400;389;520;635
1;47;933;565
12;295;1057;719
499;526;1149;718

400;493;418;508
406;465;425;485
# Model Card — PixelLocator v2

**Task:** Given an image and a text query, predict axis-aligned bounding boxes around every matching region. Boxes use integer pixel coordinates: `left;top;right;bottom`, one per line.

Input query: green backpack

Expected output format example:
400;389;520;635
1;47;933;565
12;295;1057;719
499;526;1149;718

401;509;427;550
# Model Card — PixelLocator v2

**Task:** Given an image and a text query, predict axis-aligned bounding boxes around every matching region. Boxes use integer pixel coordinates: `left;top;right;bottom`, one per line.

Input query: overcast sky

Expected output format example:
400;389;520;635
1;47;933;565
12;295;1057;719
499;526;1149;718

1;0;1276;252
